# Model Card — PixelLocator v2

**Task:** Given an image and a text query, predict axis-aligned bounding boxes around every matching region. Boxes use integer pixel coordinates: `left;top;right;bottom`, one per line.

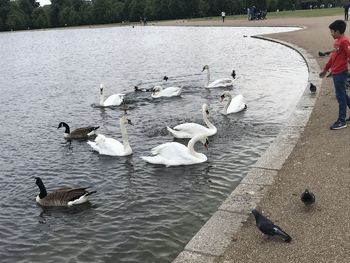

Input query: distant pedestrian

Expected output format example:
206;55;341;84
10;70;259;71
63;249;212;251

251;5;256;20
221;11;225;22
247;8;250;20
343;0;350;20
319;20;350;130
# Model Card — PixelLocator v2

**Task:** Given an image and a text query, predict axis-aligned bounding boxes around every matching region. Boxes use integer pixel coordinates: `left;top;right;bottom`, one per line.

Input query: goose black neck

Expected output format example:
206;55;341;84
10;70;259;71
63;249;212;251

35;178;47;198
60;122;70;134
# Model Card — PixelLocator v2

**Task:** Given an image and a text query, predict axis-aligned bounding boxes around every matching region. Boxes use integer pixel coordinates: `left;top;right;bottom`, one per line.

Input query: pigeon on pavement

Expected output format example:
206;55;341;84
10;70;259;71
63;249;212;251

309;83;317;93
301;189;315;205
252;209;292;243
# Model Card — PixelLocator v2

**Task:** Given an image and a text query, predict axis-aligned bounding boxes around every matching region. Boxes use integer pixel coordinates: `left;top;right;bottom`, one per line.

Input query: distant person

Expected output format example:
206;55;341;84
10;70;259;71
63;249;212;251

247;8;250;20
319;20;350;130
343;0;350;20
221;11;226;22
292;4;295;11
251;5;256;20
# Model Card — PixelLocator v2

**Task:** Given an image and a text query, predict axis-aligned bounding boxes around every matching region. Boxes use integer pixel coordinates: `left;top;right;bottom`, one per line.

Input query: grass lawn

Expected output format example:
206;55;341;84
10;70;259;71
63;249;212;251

192;7;343;21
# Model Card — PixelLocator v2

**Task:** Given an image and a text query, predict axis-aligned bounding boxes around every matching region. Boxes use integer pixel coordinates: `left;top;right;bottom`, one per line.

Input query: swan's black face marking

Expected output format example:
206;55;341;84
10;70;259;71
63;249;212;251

220;94;225;102
206;110;209;115
204;138;209;150
127;119;134;126
100;87;103;95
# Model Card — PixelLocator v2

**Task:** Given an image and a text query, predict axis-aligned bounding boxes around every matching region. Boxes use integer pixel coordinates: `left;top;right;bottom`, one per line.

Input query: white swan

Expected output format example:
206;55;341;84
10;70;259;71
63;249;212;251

99;84;124;106
167;103;217;138
87;116;133;156
141;134;209;167
202;65;235;88
151;86;182;98
220;91;247;115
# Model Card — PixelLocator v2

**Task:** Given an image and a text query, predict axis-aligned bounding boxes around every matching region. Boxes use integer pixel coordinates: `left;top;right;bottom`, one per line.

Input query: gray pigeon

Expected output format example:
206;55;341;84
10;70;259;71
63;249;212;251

309;83;317;93
252;209;292;242
301;189;315;205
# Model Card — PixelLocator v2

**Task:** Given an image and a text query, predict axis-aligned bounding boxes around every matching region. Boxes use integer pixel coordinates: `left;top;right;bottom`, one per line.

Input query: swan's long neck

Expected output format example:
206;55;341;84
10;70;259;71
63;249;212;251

206;68;210;87
120;119;131;151
187;135;204;159
202;108;215;130
99;89;105;106
223;93;232;114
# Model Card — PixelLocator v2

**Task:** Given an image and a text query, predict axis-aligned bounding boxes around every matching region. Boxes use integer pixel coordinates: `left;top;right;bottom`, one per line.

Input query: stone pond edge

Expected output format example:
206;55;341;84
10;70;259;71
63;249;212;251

172;34;322;262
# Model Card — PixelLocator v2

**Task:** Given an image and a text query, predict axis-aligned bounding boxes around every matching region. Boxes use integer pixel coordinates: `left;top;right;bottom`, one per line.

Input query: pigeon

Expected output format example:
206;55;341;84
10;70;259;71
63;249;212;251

300;189;315;205
252;209;292;242
309;83;317;93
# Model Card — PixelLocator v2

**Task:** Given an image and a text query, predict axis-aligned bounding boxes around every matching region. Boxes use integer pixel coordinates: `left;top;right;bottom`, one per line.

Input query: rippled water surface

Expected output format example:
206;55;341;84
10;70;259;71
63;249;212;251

0;26;308;263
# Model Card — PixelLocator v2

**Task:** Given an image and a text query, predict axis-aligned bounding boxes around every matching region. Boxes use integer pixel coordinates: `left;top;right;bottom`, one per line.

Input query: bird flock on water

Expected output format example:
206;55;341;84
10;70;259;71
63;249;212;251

34;64;318;246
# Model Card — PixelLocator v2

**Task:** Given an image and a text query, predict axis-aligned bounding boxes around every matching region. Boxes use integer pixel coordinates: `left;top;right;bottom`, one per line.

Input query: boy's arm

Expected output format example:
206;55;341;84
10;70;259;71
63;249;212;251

320;56;332;78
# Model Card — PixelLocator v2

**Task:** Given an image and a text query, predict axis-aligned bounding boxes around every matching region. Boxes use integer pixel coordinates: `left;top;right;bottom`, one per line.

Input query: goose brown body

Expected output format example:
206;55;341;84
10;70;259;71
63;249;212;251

57;122;99;140
35;177;96;207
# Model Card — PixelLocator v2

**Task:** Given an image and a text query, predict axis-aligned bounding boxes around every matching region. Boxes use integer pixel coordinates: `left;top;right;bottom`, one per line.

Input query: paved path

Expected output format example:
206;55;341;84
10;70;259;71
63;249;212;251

156;15;350;262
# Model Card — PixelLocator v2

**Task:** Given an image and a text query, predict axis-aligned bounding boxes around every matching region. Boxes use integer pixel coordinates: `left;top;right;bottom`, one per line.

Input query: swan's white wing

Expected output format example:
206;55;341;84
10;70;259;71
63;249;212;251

208;78;234;88
227;94;246;113
103;94;124;106
87;141;100;152
154;87;182;98
142;142;196;166
168;123;210;138
89;134;125;156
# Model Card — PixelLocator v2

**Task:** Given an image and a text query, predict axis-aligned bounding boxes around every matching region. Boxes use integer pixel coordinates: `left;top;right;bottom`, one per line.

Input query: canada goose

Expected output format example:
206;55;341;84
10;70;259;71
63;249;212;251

35;177;96;207
57;122;99;140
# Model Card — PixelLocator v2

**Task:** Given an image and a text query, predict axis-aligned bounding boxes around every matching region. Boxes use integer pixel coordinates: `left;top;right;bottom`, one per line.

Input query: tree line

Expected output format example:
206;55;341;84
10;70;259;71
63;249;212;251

0;0;344;31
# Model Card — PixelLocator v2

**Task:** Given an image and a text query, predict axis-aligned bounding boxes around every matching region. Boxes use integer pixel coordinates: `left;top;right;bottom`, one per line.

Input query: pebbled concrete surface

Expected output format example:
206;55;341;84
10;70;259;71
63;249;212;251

163;15;350;263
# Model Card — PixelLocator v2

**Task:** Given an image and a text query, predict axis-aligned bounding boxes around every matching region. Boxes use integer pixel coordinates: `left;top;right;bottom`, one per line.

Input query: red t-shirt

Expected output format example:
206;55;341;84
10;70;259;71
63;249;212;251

324;36;350;75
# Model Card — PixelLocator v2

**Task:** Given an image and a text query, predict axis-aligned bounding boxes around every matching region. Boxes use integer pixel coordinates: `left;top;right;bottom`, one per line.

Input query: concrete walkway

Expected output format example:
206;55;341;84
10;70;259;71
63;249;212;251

155;16;350;262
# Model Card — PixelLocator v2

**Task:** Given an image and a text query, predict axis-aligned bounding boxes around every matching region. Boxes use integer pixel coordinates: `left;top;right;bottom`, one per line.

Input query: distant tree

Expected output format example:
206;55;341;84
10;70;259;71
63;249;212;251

32;6;50;28
0;0;11;30
129;0;145;21
6;3;28;30
59;6;77;26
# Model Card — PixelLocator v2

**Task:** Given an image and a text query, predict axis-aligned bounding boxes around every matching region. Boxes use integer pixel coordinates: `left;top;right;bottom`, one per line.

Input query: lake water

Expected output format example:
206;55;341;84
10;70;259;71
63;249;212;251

0;26;308;263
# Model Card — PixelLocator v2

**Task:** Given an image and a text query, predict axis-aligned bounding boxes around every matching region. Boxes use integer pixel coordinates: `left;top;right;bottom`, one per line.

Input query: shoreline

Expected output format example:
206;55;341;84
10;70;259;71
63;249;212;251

173;32;321;263
152;16;350;262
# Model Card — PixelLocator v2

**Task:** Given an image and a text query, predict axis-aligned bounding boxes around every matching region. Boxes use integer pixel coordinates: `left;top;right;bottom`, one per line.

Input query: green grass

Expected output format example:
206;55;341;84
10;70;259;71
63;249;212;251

190;7;343;21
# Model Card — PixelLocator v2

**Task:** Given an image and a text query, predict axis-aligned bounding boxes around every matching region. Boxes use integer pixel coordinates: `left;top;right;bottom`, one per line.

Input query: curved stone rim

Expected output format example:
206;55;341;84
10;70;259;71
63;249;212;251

173;34;321;263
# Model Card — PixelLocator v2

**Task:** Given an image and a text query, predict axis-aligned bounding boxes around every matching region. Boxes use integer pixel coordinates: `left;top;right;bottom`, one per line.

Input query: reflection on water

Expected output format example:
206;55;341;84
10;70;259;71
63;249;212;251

0;26;307;262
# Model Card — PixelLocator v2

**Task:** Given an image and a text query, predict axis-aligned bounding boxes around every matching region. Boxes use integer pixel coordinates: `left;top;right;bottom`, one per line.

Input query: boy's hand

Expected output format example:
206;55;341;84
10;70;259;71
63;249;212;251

319;70;327;78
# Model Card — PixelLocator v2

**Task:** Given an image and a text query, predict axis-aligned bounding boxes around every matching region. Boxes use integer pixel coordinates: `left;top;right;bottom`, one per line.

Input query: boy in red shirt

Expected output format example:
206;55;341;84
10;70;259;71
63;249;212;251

320;20;350;130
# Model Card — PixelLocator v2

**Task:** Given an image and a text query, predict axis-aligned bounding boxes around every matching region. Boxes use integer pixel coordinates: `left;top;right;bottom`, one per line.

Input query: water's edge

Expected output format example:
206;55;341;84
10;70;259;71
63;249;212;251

172;34;321;262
